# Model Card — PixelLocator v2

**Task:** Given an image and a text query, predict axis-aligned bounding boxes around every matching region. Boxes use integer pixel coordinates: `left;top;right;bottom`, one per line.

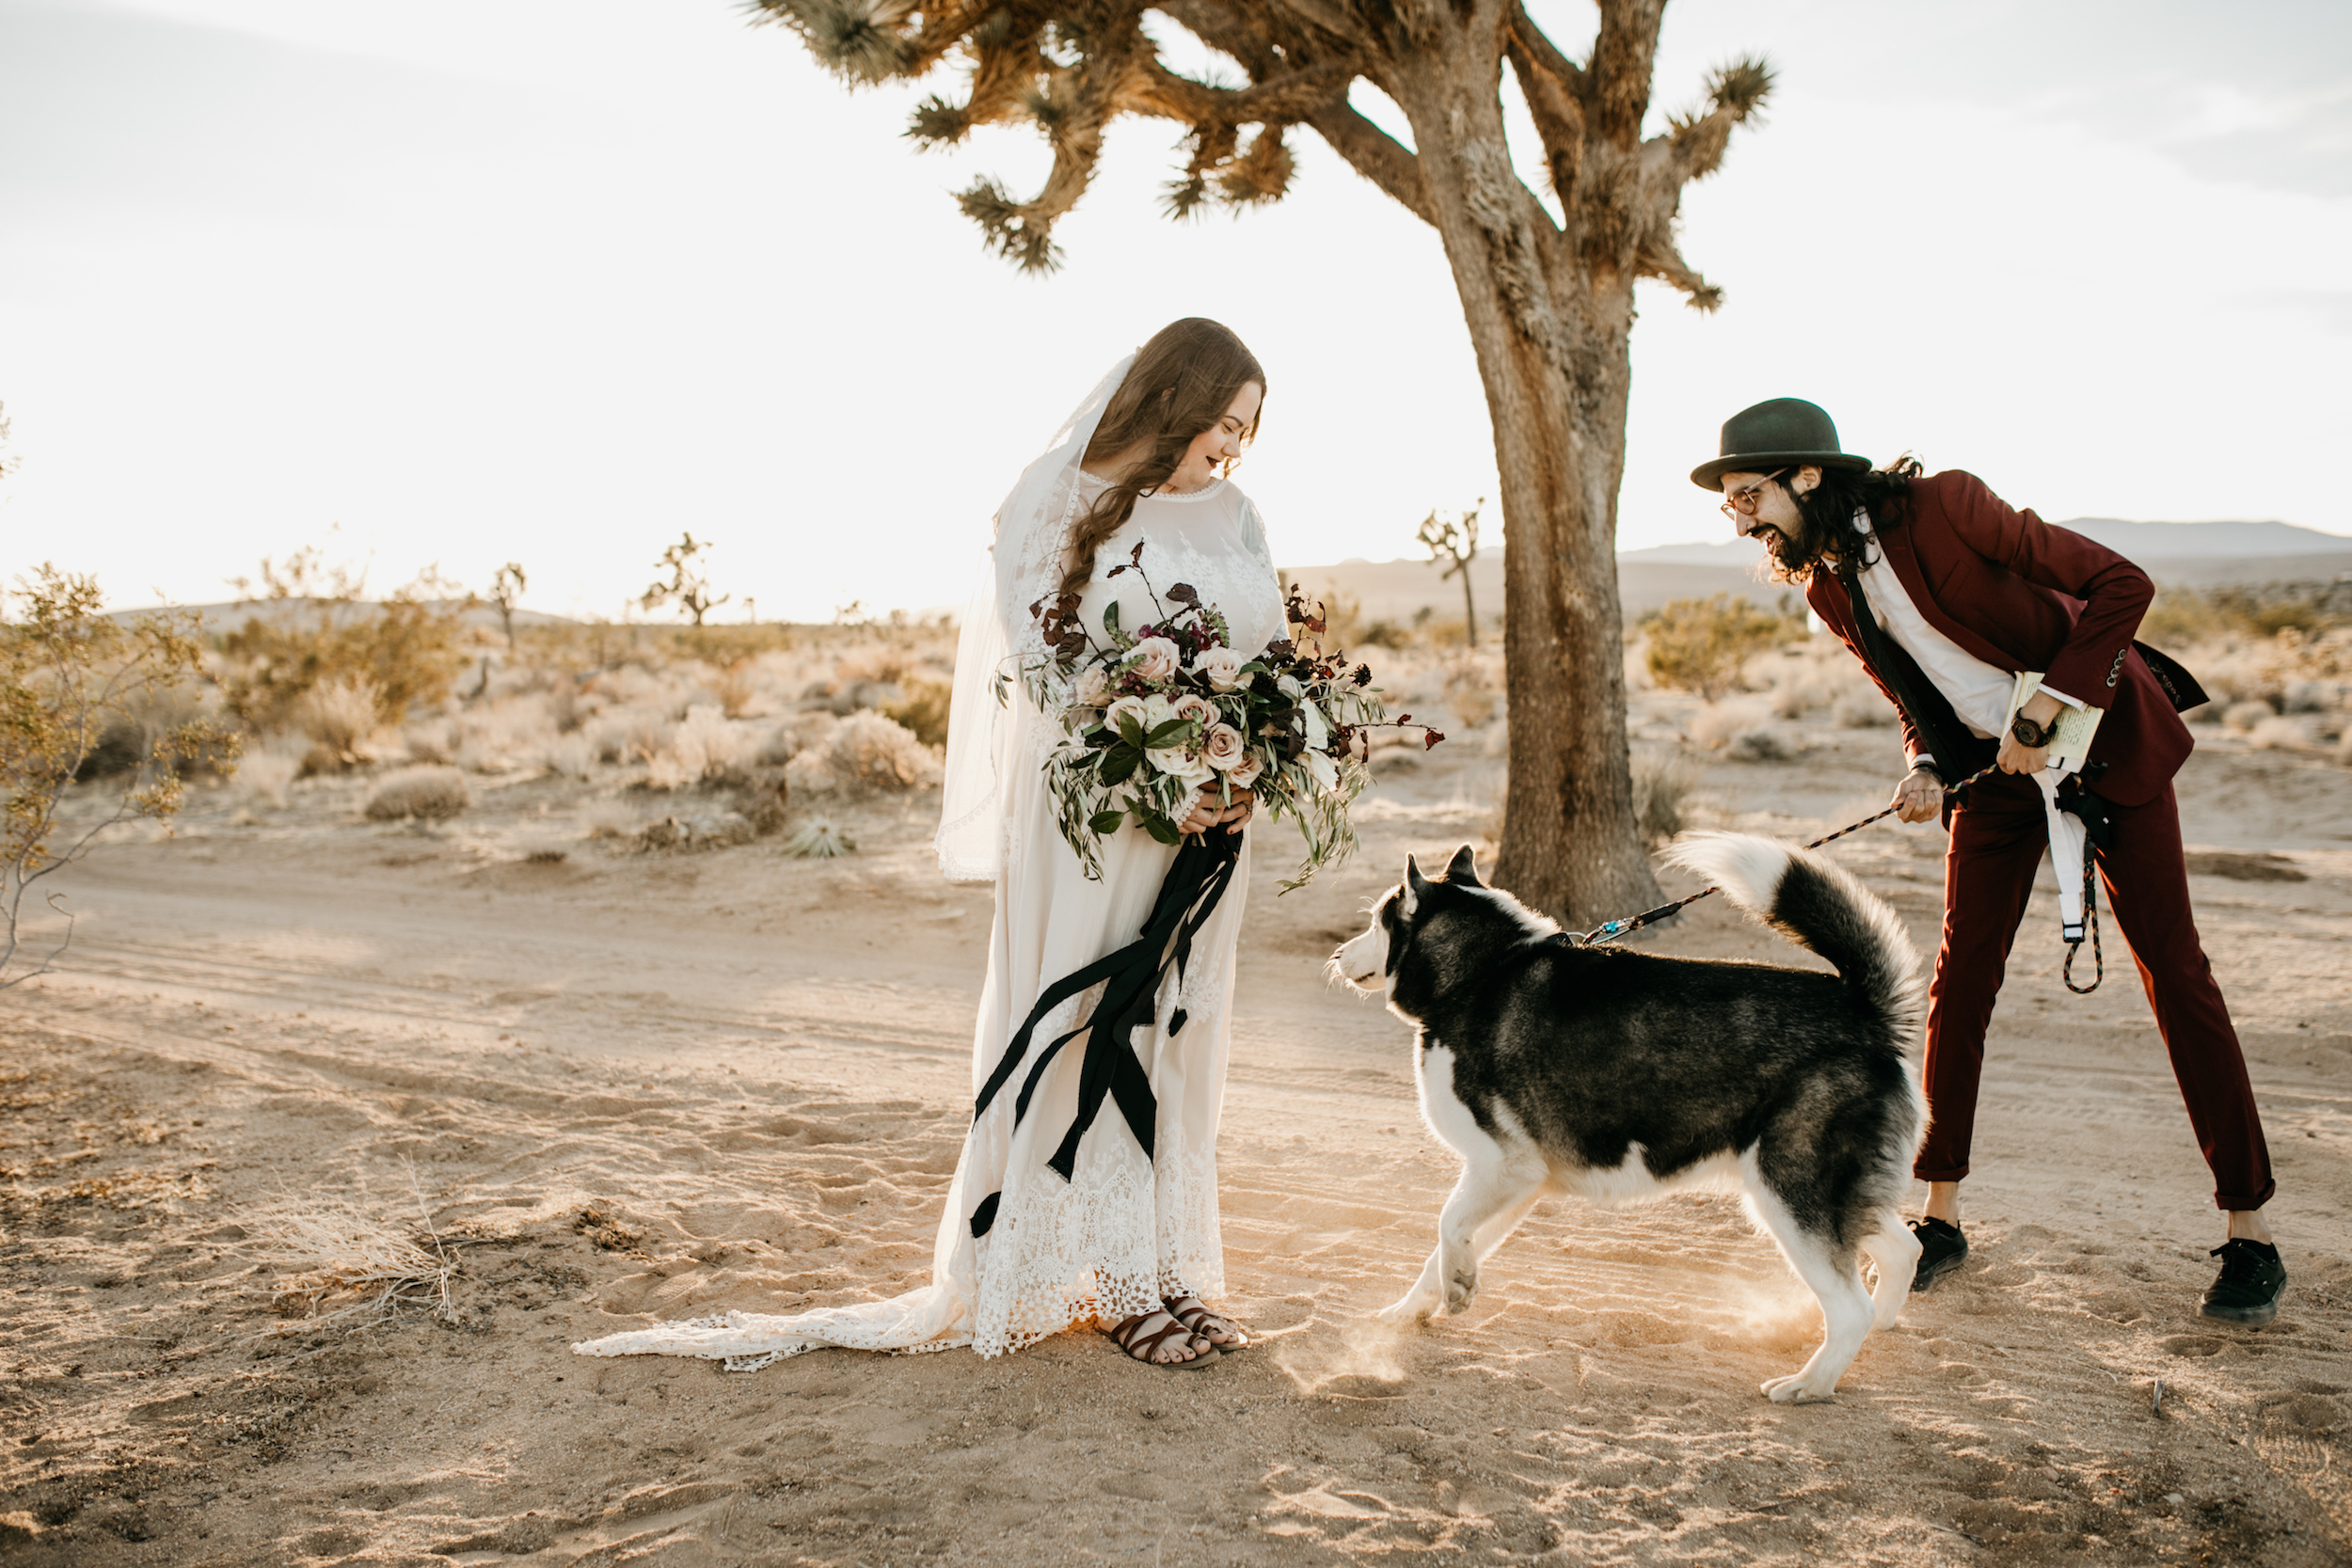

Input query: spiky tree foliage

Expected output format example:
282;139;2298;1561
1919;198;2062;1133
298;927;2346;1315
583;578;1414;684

758;0;1770;922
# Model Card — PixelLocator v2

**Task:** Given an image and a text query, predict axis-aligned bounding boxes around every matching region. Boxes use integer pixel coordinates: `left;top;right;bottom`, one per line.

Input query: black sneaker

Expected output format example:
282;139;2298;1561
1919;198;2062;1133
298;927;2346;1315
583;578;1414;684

1910;1216;1967;1292
2200;1240;2285;1327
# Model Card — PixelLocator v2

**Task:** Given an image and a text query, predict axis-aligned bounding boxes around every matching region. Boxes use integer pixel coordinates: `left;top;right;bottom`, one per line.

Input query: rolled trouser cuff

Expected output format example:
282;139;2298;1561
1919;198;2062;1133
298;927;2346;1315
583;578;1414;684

2215;1179;2277;1212
1914;1162;1969;1184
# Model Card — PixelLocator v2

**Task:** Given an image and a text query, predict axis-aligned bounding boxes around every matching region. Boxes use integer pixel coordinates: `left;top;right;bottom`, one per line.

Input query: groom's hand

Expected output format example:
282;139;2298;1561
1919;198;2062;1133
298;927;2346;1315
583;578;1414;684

1892;767;1942;824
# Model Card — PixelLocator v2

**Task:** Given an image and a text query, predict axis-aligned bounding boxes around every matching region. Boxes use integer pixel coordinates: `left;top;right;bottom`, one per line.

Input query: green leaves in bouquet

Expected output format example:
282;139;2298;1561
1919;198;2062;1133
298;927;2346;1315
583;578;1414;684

1141;814;1183;847
1100;599;1135;651
1088;808;1128;835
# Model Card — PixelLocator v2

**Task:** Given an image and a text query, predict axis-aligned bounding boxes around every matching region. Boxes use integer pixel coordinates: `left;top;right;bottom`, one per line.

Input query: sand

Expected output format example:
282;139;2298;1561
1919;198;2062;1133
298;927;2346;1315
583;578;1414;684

4;708;2351;1567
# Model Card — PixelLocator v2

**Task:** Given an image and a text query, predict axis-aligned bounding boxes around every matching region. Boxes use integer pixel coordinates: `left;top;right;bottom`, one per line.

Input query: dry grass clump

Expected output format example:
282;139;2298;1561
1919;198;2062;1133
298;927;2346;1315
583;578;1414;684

233;741;304;808
786;711;941;796
1630;750;1696;847
1642;594;1799;702
1441;654;1502;729
291;677;380;772
229;1184;456;1329
1689;698;1788;760
363;765;470;822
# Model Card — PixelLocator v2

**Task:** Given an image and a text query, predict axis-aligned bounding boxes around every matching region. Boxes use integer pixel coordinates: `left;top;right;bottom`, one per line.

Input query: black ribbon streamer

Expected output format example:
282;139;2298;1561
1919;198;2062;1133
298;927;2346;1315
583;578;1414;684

967;831;1243;1238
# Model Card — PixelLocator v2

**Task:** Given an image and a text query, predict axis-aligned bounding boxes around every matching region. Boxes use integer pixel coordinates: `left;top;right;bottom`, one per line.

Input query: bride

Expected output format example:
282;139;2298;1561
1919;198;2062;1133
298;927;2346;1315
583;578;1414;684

576;319;1282;1370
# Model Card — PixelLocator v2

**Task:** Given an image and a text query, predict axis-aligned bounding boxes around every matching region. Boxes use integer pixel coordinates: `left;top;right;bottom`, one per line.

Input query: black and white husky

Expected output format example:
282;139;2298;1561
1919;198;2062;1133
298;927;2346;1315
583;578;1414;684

1332;835;1928;1403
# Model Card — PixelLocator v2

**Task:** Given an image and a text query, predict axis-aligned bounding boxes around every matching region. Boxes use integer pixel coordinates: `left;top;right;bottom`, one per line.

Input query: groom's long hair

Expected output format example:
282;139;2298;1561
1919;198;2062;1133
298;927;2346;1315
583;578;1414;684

1058;319;1265;604
1766;454;1926;582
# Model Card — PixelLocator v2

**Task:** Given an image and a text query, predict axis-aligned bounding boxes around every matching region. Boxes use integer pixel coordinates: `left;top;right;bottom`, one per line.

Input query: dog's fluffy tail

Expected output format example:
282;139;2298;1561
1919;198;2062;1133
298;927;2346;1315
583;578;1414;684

1663;832;1926;1044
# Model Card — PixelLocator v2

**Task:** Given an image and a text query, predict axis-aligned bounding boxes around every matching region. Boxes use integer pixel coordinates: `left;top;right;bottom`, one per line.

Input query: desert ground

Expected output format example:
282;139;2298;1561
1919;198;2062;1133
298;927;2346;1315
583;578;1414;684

6;625;2352;1568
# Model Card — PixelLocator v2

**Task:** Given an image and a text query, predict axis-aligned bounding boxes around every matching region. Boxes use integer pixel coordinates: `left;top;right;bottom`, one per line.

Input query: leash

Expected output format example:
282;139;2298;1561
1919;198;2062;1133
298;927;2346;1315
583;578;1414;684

1577;765;2001;947
2063;850;2104;994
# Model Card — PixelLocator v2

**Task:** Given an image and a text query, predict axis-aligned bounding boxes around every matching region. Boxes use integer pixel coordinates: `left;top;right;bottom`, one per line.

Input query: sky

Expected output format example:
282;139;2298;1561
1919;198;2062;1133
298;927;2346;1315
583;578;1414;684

2;0;2347;624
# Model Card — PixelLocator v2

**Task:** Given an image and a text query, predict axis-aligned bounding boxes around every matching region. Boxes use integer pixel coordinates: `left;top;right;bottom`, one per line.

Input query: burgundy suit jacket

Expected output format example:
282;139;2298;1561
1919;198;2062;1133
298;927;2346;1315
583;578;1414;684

1804;469;2192;807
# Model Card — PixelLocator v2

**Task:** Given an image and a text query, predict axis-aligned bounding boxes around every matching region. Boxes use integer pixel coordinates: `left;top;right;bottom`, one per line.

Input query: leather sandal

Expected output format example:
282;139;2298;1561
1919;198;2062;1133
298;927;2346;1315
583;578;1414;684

1105;1309;1216;1369
1163;1293;1248;1353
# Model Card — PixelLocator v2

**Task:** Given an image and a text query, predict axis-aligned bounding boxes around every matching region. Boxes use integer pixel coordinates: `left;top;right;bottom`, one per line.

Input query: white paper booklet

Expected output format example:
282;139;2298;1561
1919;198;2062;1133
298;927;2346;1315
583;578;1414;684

2008;671;2103;773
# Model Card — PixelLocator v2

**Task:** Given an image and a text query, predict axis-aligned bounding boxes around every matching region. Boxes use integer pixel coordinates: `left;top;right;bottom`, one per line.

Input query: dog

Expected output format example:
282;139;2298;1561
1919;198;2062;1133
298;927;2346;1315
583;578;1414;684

1331;835;1928;1403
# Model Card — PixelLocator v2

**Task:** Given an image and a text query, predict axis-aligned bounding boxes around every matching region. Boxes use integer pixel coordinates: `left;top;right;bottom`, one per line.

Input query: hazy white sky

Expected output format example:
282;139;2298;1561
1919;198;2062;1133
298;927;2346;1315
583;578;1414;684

3;0;2347;623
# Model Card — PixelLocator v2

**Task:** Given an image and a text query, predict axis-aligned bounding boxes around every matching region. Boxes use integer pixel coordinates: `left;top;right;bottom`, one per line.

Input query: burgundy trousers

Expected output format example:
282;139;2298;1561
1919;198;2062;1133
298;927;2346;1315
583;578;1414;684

1915;771;2275;1211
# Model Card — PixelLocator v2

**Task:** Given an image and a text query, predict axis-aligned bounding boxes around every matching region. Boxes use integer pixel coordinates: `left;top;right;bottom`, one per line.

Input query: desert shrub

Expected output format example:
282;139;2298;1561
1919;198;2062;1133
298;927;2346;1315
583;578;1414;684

646;705;755;789
587;707;675;766
235;744;303;808
883;679;953;749
2222;699;2275;732
540;733;595;779
363;766;470;822
291;678;381;771
1834;690;1895;729
2246;716;2311;752
581;798;644;838
3;567;236;983
1629;750;1695;847
1441;656;1501;729
786;711;941;796
760;711;837;766
1643;594;1795;702
1689;698;1783;757
1356;618;1412;650
218;550;468;730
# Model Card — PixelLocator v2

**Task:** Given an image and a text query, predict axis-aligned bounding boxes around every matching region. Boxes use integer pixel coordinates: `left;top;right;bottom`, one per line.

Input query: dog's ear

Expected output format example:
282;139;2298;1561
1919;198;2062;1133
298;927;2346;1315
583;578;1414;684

1445;844;1481;886
1402;853;1428;912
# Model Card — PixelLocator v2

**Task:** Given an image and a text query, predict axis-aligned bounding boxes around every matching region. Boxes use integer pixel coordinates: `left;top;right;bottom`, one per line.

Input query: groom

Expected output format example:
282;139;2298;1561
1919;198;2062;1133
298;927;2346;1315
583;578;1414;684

1692;397;2285;1327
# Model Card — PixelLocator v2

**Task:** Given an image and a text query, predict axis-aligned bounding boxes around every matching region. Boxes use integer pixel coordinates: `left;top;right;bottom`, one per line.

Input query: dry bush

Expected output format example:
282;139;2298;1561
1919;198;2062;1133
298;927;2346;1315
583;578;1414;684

291;678;381;771
1441;655;1502;729
761;711;837;766
403;716;455;764
363;765;470;822
1690;698;1786;759
1834;691;1895;729
646;705;755;789
1630;750;1696;847
218;550;468;731
2222;699;2276;732
1643;594;1796;702
540;733;595;779
884;680;953;748
587;707;675;766
229;1184;455;1328
234;744;303;808
787;711;941;796
2247;716;2312;752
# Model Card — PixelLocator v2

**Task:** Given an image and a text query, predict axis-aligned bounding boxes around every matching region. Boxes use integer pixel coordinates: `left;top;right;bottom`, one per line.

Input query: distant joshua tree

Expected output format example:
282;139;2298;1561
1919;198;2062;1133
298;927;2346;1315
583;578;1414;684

643;533;729;626
749;0;1771;923
488;562;528;653
1418;500;1484;648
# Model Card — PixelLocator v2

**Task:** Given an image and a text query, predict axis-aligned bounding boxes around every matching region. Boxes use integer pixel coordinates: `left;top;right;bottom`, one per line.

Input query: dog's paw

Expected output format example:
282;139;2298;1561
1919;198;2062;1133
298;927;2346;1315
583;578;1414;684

1759;1373;1838;1404
1444;1266;1479;1315
1375;1295;1436;1327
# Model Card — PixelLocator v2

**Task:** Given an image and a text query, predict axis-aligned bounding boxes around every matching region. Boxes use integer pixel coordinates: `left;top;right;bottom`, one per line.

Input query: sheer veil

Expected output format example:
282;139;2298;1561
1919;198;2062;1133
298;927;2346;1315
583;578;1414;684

935;352;1136;884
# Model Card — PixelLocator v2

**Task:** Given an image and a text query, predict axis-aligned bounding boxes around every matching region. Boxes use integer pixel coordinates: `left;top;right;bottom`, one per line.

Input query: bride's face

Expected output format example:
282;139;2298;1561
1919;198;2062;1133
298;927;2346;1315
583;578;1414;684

1168;381;1263;491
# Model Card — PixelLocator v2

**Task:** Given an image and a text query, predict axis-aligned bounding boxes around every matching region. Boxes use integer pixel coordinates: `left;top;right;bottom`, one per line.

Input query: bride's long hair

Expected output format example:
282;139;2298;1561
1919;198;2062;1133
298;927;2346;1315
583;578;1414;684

1057;319;1264;604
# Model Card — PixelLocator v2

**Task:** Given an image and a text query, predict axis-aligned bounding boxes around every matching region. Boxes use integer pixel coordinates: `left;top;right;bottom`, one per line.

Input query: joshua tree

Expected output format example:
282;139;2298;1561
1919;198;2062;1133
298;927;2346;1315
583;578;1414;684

643;532;730;626
1417;499;1484;648
488;562;528;653
754;0;1768;922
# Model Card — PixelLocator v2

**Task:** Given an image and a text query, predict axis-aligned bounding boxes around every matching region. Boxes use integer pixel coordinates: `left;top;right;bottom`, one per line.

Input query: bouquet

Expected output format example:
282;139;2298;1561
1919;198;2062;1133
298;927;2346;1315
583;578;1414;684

1011;542;1442;890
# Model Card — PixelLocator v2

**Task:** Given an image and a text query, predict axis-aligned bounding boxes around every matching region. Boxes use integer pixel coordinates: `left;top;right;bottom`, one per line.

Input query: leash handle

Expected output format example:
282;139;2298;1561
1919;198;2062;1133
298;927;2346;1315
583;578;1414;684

2063;851;2104;994
1577;764;2000;946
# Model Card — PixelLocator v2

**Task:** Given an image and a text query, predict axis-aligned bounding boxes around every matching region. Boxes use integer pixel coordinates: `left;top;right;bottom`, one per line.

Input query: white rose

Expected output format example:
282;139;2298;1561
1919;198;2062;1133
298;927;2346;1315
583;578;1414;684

1150;744;1213;788
1300;699;1330;750
1304;749;1340;793
1197;646;1245;690
1104;695;1150;738
1226;752;1263;789
1073;666;1112;707
1127;636;1180;684
1200;721;1247;771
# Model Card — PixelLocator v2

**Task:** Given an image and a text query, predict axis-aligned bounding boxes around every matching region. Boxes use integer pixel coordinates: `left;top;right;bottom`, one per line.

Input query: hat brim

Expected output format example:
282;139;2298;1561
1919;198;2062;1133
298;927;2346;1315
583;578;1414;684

1690;451;1872;491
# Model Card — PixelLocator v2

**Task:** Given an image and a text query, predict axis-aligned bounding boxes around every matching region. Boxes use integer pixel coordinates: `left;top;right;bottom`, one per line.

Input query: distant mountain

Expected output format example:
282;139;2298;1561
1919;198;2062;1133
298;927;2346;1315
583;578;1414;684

1289;517;2352;625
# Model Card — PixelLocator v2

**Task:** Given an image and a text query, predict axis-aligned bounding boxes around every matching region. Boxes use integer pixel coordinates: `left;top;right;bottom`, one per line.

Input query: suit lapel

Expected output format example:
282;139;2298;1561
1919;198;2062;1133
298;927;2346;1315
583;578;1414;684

1878;526;2020;671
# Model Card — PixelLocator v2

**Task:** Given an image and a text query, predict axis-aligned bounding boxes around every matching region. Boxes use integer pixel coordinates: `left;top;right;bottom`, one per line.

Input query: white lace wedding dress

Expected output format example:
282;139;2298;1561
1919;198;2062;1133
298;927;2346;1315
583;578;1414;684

574;458;1282;1369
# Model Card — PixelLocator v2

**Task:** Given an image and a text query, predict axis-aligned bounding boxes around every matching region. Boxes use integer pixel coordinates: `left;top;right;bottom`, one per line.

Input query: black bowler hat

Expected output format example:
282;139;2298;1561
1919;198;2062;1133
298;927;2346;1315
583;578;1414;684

1690;397;1871;490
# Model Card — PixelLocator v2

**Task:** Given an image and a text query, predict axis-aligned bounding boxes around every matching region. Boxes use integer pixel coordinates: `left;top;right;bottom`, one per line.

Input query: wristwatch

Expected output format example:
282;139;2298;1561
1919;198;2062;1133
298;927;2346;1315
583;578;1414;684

2009;711;2056;749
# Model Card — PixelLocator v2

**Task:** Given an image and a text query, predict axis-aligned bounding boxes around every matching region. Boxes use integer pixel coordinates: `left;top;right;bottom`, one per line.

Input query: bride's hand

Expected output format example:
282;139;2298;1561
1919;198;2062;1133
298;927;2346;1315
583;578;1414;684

1179;784;1254;836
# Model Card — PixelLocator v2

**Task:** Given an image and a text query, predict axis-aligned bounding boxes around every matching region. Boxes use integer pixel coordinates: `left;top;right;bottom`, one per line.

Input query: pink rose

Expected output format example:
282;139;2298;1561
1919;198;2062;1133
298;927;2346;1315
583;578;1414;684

1196;646;1245;690
1073;666;1112;707
1226;751;1263;789
1170;693;1216;731
1127;637;1180;683
1201;721;1248;772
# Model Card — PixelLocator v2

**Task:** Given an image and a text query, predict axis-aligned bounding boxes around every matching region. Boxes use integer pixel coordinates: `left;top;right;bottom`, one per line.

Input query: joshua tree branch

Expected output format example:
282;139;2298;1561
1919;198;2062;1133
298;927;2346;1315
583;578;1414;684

1301;100;1435;225
1588;0;1665;148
